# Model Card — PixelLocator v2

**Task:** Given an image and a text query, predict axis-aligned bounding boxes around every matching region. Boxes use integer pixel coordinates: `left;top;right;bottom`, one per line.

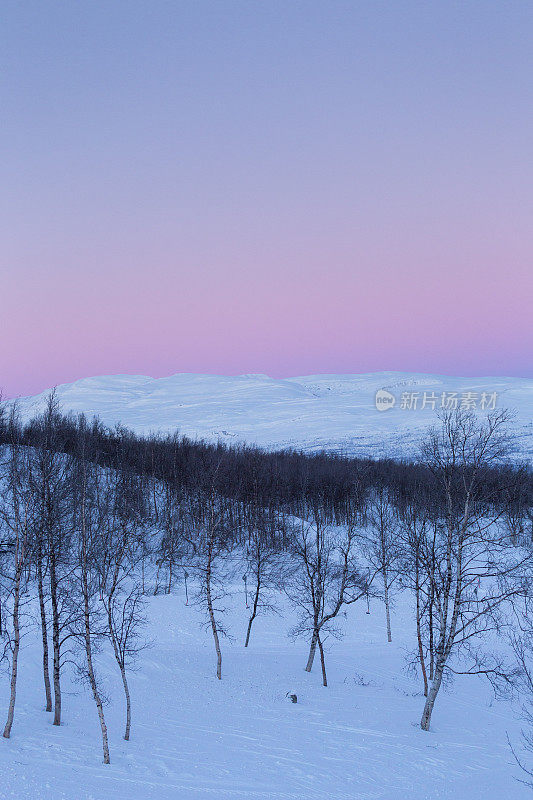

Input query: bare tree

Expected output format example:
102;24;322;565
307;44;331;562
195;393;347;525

105;585;146;741
32;513;52;712
154;483;186;595
243;512;287;647
419;409;532;731
97;463;148;741
0;411;34;738
187;492;233;680
286;511;370;686
362;488;402;642
71;429;110;763
29;393;74;725
398;492;438;697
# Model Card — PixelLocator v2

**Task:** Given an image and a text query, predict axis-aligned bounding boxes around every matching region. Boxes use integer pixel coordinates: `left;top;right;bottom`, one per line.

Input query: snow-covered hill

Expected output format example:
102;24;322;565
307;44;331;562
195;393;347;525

9;372;533;460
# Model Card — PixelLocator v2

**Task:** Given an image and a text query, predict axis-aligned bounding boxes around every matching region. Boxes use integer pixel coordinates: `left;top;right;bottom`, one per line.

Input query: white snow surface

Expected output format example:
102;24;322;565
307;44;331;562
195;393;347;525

0;579;528;799
9;371;533;460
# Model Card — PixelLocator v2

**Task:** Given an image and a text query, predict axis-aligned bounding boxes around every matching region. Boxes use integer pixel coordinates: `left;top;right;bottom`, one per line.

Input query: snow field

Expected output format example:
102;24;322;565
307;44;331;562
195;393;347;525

0;577;527;800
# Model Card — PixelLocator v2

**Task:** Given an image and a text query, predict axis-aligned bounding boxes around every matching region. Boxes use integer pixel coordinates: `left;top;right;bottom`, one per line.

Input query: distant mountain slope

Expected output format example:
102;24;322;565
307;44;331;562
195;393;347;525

8;372;533;460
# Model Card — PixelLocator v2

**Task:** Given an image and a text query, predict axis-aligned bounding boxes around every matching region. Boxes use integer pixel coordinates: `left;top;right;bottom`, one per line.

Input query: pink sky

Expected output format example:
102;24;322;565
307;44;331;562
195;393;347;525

2;2;532;397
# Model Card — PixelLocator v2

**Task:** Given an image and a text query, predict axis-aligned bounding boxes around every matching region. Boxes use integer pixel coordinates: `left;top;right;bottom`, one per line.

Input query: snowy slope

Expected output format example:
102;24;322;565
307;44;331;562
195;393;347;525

9;372;533;460
0;578;529;800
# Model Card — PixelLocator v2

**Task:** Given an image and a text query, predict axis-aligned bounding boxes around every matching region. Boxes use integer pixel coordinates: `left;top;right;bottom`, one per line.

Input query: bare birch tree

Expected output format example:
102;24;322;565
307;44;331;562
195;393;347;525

28;393;73;725
243;512;287;647
97;464;147;740
286;512;371;686
362;488;402;642
0;411;33;738
419;408;532;731
187;492;233;680
398;493;437;697
71;428;110;763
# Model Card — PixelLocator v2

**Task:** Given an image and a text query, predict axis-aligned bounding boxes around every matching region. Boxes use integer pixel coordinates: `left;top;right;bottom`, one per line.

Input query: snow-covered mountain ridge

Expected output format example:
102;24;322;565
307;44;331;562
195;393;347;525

8;372;533;460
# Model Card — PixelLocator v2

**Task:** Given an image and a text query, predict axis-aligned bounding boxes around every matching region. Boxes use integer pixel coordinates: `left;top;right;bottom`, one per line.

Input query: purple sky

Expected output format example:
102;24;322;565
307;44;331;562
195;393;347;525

2;1;532;398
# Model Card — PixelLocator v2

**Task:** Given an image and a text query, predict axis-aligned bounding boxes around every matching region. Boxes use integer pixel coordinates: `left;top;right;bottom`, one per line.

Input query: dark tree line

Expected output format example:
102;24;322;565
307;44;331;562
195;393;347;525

2;399;531;535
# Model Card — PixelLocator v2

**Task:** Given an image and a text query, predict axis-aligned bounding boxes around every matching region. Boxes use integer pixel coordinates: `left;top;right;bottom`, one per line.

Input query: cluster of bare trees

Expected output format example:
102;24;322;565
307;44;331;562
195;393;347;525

0;395;531;768
0;400;148;763
401;410;531;730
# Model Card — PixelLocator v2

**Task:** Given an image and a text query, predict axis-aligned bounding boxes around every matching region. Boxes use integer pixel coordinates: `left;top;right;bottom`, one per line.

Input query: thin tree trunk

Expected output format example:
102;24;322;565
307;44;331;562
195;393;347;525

383;569;392;642
80;464;110;763
317;633;327;687
120;663;132;741
3;570;21;738
415;583;428;697
420;660;445;730
244;575;260;647
429;594;434;680
83;589;110;763
37;553;52;712
429;536;436;680
305;628;318;672
244;612;255;648
49;553;62;726
206;548;222;680
153;561;161;595
167;556;173;594
152;472;158;523
414;558;428;697
107;602;132;740
421;537;462;731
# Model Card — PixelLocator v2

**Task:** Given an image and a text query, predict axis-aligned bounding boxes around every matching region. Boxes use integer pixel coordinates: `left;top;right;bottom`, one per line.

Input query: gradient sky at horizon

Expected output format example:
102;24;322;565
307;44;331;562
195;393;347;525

1;1;532;398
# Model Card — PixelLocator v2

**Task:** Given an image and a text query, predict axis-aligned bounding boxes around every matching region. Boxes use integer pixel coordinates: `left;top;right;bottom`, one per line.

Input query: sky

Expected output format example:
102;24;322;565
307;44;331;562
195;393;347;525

1;0;532;397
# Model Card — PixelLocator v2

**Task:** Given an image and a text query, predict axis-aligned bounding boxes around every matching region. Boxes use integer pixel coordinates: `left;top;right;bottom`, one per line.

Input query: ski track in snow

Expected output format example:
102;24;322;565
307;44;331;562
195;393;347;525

0;586;528;800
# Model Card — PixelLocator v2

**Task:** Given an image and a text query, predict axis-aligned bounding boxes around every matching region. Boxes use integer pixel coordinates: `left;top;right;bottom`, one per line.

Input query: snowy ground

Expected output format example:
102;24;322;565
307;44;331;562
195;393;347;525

0;580;528;800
